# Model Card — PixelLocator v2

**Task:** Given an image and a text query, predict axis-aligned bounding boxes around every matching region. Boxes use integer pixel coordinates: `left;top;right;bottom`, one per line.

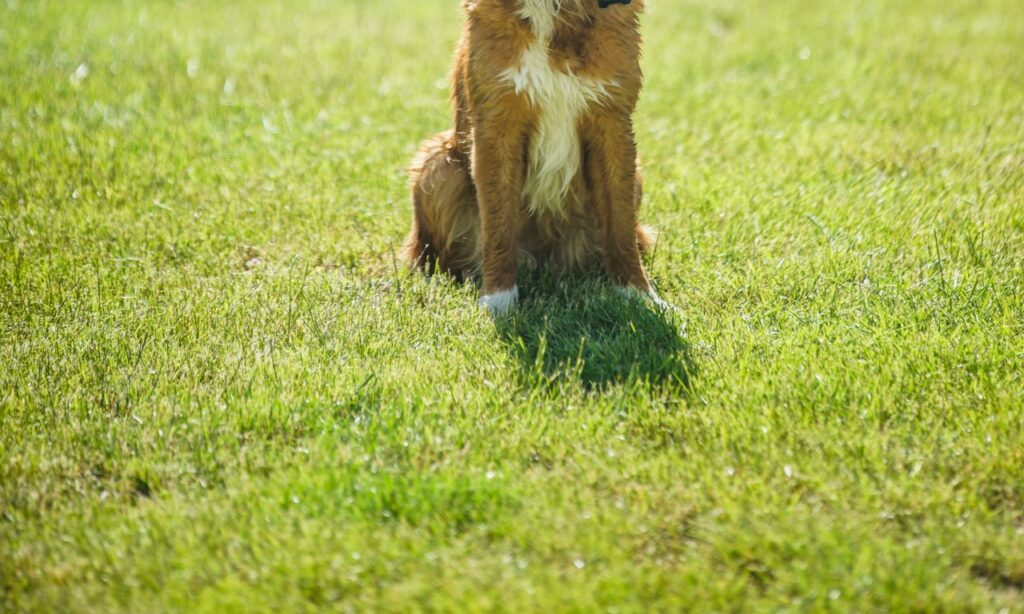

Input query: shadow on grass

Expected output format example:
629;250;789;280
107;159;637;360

495;272;695;390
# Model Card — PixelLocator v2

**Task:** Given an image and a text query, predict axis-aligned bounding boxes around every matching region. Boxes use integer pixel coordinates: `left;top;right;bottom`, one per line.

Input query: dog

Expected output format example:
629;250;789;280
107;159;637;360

403;0;666;315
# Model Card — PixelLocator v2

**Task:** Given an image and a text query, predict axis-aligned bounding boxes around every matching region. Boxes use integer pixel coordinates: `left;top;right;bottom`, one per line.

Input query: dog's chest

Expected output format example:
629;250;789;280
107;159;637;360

501;2;611;217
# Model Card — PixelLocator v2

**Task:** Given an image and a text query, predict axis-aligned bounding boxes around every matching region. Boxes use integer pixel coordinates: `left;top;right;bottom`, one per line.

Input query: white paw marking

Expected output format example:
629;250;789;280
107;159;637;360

478;286;519;316
646;288;675;312
617;285;674;312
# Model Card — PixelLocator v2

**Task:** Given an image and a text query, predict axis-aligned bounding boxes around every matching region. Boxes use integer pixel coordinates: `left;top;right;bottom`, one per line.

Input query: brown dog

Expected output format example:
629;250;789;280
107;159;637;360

403;0;666;315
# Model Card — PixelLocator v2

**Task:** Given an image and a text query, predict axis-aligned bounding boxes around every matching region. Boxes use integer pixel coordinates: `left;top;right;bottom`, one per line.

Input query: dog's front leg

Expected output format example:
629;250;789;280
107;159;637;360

584;115;663;305
472;113;527;316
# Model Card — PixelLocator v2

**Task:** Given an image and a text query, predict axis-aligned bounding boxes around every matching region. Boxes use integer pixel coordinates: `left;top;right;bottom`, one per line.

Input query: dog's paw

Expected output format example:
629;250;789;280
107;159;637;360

478;286;519;317
617;285;675;312
646;288;676;312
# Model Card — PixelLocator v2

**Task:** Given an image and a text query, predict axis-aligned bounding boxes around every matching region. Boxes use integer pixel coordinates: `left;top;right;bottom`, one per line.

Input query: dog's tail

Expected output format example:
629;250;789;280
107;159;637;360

402;223;437;275
637;224;658;255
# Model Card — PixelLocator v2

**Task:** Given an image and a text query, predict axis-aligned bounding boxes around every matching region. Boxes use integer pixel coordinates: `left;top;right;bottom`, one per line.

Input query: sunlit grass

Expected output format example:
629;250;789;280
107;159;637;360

2;0;1023;610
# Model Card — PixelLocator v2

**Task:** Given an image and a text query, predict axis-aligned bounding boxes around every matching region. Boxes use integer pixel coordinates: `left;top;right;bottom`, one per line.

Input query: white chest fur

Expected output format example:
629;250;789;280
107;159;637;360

502;0;612;217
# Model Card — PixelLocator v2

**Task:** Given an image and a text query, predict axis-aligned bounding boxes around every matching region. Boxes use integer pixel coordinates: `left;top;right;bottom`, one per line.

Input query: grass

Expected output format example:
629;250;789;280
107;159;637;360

2;0;1023;610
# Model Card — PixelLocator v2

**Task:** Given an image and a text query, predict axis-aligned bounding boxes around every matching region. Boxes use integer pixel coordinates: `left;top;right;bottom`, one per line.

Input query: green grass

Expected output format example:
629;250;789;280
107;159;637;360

2;0;1024;610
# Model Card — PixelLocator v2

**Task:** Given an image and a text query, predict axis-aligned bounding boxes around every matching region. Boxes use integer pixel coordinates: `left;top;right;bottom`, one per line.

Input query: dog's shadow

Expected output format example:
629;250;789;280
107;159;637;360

495;273;695;390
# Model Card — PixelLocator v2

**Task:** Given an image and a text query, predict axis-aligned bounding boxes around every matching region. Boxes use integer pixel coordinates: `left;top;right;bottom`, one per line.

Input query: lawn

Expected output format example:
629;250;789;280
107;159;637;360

2;0;1024;610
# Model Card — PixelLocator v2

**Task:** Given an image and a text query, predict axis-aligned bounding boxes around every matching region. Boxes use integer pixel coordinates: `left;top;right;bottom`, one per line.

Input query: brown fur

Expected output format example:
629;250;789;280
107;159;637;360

403;0;656;299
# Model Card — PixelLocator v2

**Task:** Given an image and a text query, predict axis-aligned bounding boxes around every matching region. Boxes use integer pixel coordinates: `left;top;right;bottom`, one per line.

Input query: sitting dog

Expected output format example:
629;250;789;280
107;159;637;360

404;0;666;315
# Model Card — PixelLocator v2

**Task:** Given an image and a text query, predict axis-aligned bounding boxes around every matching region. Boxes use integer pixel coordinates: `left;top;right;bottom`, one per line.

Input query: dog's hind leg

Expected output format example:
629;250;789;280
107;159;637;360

404;130;480;280
633;170;658;255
